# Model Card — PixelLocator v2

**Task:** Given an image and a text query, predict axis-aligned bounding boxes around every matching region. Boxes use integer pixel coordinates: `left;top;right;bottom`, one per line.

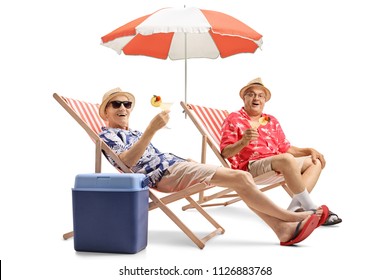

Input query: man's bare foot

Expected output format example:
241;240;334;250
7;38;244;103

278;215;311;243
279;214;320;246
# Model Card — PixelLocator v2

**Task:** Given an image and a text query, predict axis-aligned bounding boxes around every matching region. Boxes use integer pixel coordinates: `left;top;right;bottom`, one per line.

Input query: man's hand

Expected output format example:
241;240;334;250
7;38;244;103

241;128;259;146
310;148;326;168
149;110;170;132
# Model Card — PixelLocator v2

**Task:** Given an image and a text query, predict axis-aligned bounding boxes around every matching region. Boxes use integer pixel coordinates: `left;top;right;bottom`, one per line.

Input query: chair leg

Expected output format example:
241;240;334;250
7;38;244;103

182;188;237;210
281;183;294;197
63;231;74;240
149;191;224;249
185;196;225;243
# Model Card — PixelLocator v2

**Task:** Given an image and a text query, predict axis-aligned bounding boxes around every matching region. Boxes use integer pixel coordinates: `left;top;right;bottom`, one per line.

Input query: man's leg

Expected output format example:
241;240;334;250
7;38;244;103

210;167;323;242
301;157;322;193
210;167;312;222
270;154;318;209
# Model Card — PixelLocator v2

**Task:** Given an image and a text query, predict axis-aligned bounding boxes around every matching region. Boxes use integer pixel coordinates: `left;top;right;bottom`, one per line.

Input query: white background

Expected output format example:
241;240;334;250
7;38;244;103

1;0;389;279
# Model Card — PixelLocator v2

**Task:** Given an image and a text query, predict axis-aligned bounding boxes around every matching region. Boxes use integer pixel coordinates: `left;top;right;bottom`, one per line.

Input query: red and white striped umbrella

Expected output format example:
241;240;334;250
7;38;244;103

101;7;263;103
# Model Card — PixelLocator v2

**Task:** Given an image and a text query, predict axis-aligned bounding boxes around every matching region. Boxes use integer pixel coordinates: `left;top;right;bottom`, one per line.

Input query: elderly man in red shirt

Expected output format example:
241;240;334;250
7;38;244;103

220;77;342;226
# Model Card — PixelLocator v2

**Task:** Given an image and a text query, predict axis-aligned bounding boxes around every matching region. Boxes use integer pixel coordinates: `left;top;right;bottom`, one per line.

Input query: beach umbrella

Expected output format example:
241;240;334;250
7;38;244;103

101;6;263;104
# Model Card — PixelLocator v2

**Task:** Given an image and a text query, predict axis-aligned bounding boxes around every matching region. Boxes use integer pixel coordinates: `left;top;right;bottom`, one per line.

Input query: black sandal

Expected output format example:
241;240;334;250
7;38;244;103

322;211;342;226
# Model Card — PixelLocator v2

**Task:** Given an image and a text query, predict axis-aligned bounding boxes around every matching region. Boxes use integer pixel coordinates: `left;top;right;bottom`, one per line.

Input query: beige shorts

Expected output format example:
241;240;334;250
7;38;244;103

156;161;219;193
248;156;309;177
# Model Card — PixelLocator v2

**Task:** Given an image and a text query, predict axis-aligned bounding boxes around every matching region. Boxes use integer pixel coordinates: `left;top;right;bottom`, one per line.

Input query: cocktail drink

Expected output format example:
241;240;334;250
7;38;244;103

249;120;260;129
159;102;173;112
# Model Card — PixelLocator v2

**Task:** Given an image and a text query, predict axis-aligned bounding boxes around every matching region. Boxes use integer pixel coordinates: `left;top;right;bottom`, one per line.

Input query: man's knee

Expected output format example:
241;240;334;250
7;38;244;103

213;167;253;188
273;153;296;168
232;170;256;191
237;169;253;182
303;157;322;172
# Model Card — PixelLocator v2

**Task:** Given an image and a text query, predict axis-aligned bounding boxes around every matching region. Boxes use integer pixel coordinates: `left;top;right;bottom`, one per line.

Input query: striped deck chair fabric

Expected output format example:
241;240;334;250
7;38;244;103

62;96;106;135
53;93;224;249
189;104;229;151
181;102;292;209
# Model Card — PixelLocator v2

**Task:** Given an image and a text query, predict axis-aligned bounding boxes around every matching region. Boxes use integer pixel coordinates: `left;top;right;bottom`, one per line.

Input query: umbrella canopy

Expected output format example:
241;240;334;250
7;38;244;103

101;7;263;103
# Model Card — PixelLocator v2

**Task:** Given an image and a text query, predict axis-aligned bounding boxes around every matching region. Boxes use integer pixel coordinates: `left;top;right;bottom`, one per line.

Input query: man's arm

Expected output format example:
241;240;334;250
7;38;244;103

119;111;169;167
221;138;247;159
221;128;258;158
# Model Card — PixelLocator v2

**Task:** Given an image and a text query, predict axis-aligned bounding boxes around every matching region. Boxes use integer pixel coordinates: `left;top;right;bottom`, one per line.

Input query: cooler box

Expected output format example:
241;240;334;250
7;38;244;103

72;173;149;254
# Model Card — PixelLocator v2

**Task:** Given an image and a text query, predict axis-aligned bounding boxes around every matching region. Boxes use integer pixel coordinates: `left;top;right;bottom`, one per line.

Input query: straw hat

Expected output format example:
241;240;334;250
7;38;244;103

99;87;135;119
239;77;271;102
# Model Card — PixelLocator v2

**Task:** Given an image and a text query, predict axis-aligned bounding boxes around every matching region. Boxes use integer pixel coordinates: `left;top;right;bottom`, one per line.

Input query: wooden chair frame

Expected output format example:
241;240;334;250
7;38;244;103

180;101;293;210
53;93;224;249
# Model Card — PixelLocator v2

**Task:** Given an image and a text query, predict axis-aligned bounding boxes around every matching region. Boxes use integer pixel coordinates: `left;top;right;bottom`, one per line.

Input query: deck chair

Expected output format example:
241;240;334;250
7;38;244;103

180;101;293;210
53;93;224;249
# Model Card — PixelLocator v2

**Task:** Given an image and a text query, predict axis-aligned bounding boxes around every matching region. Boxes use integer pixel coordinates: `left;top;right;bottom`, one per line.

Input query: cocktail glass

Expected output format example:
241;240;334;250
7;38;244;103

159;102;173;129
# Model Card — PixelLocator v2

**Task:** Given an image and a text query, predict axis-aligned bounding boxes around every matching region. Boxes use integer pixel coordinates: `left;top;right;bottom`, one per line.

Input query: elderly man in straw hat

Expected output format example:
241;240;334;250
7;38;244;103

220;78;342;226
98;87;329;246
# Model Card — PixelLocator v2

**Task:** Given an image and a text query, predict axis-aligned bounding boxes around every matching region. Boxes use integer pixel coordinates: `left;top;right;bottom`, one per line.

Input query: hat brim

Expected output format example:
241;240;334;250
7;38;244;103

99;91;135;120
239;83;271;102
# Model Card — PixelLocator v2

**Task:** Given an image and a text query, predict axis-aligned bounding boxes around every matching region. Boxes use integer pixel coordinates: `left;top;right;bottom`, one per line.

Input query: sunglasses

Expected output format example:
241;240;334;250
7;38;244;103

109;100;132;109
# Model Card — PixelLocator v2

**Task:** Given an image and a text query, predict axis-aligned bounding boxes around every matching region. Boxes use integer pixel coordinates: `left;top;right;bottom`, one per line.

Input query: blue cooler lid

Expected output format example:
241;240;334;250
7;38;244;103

74;173;149;192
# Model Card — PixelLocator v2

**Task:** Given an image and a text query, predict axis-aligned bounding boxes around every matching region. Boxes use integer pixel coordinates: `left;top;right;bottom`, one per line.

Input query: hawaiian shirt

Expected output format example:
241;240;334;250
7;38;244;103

99;127;186;187
220;108;290;171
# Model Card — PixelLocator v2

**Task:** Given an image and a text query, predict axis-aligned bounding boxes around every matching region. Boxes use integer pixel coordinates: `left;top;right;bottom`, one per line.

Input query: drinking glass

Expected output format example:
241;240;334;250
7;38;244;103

159;102;173;129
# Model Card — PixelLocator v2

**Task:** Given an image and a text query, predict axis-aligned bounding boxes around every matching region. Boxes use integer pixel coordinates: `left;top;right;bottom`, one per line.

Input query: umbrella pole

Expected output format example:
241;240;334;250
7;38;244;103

184;32;188;118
